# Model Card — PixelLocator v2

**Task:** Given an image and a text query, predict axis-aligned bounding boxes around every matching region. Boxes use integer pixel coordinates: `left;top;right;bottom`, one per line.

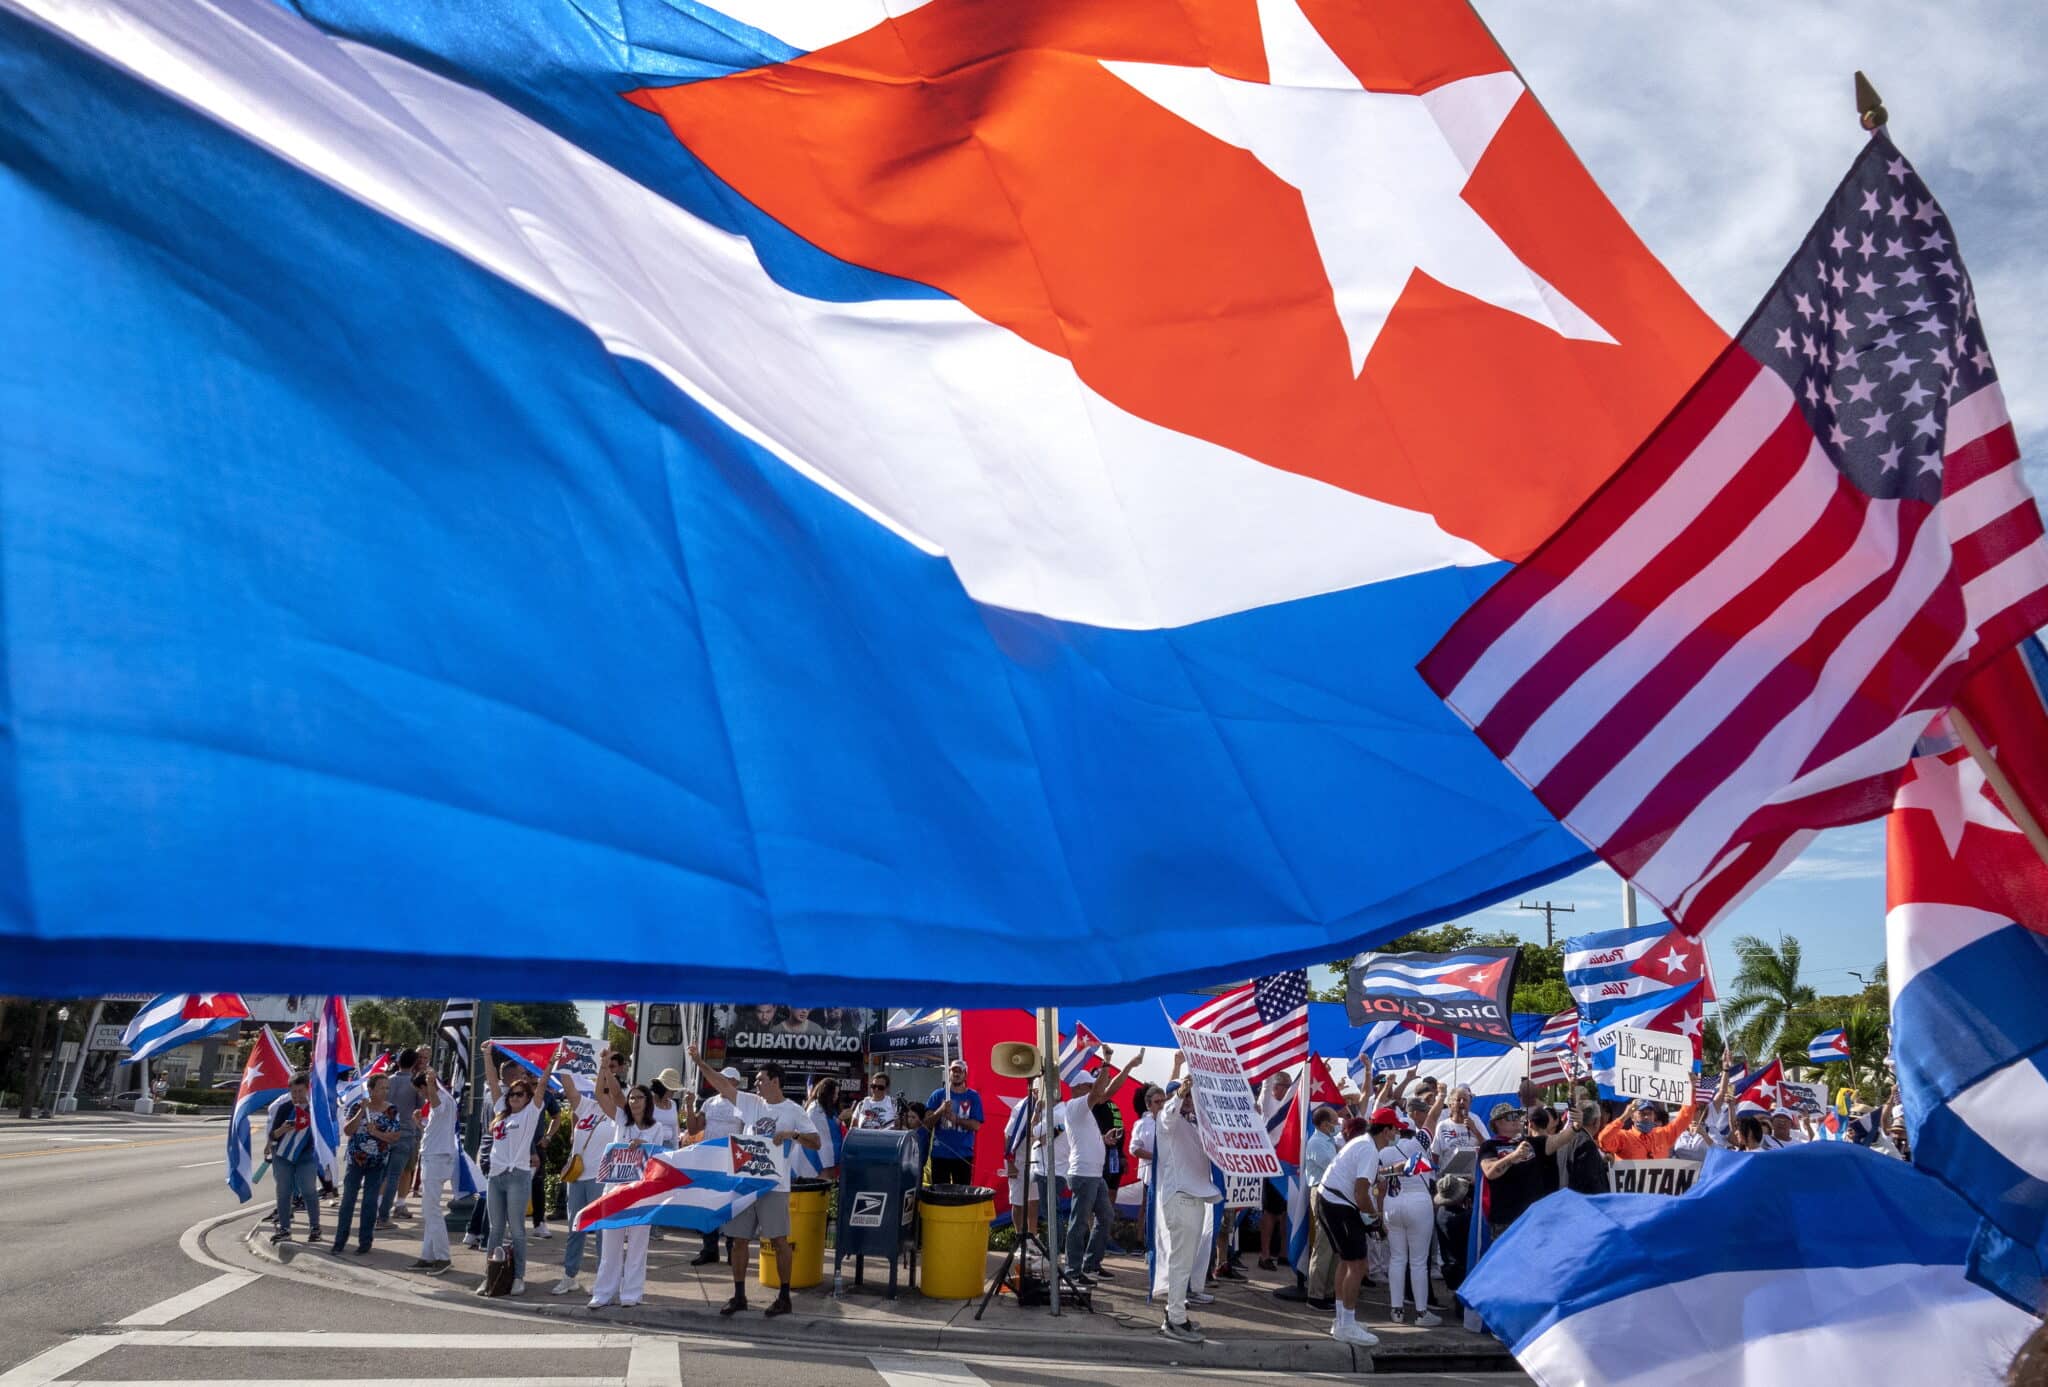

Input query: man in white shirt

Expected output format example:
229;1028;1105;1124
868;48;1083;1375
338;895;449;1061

407;1068;460;1275
690;1066;745;1266
1153;1053;1219;1344
1057;1044;1122;1284
1430;1086;1485;1164
692;1048;819;1319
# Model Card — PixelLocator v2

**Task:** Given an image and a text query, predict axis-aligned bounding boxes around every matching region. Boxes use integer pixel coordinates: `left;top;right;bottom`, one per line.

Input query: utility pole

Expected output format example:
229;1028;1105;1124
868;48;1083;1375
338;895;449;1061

1518;900;1576;949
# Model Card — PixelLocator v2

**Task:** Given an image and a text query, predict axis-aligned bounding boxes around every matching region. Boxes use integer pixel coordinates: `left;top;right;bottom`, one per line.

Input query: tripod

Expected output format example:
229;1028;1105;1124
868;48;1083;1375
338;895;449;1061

975;1115;1093;1319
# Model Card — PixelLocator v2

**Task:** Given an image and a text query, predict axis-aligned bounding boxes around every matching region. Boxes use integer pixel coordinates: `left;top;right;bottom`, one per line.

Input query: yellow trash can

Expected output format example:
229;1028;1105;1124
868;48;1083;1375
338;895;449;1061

760;1178;831;1290
917;1184;995;1300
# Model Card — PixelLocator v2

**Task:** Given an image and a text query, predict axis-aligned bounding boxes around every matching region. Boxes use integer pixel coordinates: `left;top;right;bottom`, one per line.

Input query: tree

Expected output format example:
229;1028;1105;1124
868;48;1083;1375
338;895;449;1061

349;999;423;1052
492;1002;588;1039
1328;922;1562;1014
1720;934;1817;1060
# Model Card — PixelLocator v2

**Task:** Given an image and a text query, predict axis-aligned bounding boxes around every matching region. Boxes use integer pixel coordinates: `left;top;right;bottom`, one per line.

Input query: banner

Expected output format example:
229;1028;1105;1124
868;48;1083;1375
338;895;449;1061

1610;1026;1697;1110
1224;1170;1265;1209
1345;948;1520;1045
701;1004;873;1078
1779;1079;1829;1119
1170;1021;1281;1179
1610;1158;1700;1197
596;1141;672;1184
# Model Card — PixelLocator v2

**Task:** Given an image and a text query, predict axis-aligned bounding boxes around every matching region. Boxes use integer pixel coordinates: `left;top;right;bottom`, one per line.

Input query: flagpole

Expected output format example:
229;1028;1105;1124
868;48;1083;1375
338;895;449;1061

1949;707;2048;870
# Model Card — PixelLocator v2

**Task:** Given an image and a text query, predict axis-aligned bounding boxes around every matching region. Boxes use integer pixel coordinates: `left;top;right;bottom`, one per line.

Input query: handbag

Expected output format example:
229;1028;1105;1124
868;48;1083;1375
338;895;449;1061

481;1245;517;1298
562;1154;584;1183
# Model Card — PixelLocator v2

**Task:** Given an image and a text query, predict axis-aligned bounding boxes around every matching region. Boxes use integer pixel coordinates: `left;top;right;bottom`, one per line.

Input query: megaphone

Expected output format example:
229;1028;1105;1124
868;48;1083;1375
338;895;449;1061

989;1041;1041;1079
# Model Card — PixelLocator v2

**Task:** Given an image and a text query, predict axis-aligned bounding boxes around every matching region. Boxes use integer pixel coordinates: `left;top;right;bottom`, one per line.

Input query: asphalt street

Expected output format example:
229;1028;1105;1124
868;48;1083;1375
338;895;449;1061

0;1114;1530;1387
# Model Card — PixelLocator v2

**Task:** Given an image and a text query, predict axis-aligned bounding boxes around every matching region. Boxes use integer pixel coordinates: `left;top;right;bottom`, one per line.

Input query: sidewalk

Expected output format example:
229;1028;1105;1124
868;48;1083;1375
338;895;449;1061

218;1207;1514;1373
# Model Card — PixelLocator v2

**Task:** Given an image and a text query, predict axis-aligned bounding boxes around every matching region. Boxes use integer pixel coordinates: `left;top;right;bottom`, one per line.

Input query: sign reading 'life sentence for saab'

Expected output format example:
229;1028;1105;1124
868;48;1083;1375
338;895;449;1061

1345;948;1521;1045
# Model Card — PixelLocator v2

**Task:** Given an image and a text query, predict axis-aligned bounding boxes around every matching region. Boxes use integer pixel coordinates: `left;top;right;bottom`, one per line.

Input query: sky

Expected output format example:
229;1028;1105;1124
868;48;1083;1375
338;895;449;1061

1437;2;2048;999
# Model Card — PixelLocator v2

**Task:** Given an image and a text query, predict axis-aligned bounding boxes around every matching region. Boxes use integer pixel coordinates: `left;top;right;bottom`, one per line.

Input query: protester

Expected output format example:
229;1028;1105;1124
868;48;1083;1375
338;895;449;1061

806;1077;843;1180
1770;1110;1809;1147
1315;1110;1386;1348
1376;1105;1439;1327
1558;1100;1612;1194
1597;1094;1698;1160
588;1072;661;1308
408;1066;459;1274
1127;1083;1165;1250
855;1072;900;1129
691;1048;819;1318
263;1073;322;1244
1155;1053;1220;1345
1056;1044;1122;1285
378;1048;425;1227
1302;1104;1341;1310
333;1072;401;1256
1671;1104;1712;1161
552;1059;612;1297
1089;1096;1127;1278
480;1064;543;1295
651;1068;683;1143
1433;1173;1474;1294
691;1065;744;1266
1431;1086;1486;1164
1731;1114;1769;1151
1476;1104;1547;1235
923;1059;984;1187
1257;1072;1293;1269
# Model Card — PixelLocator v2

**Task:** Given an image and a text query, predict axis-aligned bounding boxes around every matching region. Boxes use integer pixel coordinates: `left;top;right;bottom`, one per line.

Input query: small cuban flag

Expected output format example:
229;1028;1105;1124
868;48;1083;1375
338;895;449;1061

1410;1150;1435;1179
226;1027;294;1202
791;1104;844;1178
1057;1023;1101;1088
309;994;355;1171
1806;1028;1851;1065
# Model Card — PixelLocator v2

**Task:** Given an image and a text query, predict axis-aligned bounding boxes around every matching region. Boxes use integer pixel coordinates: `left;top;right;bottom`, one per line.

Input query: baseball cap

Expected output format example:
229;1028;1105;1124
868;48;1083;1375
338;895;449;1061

720;1066;742;1082
1489;1102;1524;1123
1369;1106;1401;1126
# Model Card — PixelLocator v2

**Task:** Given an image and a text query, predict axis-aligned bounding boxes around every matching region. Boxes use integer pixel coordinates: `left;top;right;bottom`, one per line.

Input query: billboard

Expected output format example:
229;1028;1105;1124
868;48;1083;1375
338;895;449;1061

699;1004;872;1079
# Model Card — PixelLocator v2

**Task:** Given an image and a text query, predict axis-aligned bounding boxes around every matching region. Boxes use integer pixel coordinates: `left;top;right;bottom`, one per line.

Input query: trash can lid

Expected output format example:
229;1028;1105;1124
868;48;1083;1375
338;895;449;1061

790;1177;833;1192
920;1184;995;1207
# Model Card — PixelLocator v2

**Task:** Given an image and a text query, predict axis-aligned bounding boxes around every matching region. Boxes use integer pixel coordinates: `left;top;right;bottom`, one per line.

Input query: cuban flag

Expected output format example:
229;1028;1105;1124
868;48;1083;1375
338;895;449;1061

1562;922;1712;1028
226;1027;294;1202
574;1137;780;1234
1734;1059;1783;1117
1003;1092;1039;1158
1806;1029;1851;1065
1954;634;2048;841
1888;742;2048;1308
604;1003;639;1036
282;1021;316;1045
120;994;250;1065
0;0;1717;1006
792;1106;844;1179
1460;1144;2039;1386
309;995;355;1170
1264;1073;1311;1275
336;1049;393;1111
1352;950;1520;1045
1057;1023;1102;1089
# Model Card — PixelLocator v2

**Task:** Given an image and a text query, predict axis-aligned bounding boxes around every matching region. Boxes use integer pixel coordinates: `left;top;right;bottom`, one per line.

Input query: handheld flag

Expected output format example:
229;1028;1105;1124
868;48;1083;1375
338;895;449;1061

1423;132;2048;939
1057;1023;1102;1088
309;995;353;1170
336;1049;394;1112
120;994;249;1065
1179;972;1310;1084
1460;1145;2039;1383
1954;634;2048;847
1347;950;1519;1045
1887;741;2048;1307
604;1002;639;1036
283;1021;316;1044
574;1137;780;1234
1806;1029;1851;1065
793;1105;844;1178
226;1027;294;1202
1734;1059;1783;1116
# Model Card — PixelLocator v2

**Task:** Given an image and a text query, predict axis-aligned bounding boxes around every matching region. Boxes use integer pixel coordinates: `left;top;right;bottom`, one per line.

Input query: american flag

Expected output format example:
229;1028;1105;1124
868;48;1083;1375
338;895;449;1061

1422;132;2048;937
1526;1006;1580;1087
1178;970;1309;1084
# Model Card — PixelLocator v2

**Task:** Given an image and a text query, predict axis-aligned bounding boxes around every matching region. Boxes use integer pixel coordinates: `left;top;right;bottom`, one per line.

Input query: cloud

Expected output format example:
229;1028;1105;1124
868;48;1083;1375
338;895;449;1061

1473;1;2048;483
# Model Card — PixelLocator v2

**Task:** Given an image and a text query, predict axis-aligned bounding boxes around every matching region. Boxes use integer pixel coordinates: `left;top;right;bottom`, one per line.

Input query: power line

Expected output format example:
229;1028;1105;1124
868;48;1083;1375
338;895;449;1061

1517;899;1576;949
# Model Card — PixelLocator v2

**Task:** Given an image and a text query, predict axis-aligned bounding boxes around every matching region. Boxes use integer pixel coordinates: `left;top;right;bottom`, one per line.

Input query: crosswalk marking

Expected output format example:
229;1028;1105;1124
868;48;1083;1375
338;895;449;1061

117;1272;257;1326
866;1354;985;1387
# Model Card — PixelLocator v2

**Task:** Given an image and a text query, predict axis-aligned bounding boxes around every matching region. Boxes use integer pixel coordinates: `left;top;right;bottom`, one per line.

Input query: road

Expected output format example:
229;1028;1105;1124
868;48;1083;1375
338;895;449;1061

0;1114;1528;1387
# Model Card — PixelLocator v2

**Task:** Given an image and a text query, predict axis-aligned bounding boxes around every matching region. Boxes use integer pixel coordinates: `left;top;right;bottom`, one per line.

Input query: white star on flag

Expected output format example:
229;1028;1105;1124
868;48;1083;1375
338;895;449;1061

1657;947;1693;977
1891;753;2016;857
1102;0;1614;376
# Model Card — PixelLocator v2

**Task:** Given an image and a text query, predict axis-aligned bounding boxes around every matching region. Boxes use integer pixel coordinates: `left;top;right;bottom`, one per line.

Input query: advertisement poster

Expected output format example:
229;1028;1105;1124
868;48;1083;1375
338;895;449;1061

700;1004;872;1078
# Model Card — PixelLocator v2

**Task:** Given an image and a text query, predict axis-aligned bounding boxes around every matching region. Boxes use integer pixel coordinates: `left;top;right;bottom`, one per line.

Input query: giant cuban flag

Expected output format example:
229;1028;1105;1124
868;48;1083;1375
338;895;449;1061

1460;1144;2040;1387
575;1137;780;1234
0;0;1719;1003
226;1026;295;1202
1888;741;2048;1309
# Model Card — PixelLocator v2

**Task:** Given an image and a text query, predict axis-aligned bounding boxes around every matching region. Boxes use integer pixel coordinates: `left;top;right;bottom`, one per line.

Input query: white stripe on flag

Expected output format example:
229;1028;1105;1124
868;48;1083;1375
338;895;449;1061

1947;1057;2048;1184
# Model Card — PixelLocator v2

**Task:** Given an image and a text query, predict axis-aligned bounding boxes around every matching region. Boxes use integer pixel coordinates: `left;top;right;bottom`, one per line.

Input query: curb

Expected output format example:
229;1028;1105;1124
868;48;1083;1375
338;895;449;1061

209;1212;1376;1372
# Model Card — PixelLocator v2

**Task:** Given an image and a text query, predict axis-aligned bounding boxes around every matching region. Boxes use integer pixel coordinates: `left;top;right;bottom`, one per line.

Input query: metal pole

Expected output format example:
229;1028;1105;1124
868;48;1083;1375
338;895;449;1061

58;1000;104;1113
465;1002;493;1156
1622;883;1639;929
1040;1007;1061;1315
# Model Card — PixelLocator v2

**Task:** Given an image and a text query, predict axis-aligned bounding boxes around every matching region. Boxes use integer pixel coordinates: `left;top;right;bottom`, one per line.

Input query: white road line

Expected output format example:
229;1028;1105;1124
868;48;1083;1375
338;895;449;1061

117;1330;654;1348
39;1136;125;1143
83;1381;619;1387
0;1335;121;1386
625;1339;682;1387
116;1270;258;1325
867;1354;986;1387
178;1159;226;1168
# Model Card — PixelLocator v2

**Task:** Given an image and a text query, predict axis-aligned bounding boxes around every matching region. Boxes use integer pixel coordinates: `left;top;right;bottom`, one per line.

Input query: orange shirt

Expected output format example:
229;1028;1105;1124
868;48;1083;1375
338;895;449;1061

1597;1101;1698;1160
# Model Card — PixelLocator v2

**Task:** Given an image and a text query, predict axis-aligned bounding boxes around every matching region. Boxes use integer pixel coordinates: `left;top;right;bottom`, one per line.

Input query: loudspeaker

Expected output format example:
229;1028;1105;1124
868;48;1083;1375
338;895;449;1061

989;1041;1041;1079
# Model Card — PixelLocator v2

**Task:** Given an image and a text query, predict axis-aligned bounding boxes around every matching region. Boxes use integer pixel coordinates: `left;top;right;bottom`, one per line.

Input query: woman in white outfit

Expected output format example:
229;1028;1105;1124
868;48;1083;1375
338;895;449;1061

1378;1105;1441;1326
588;1067;662;1309
410;1068;459;1274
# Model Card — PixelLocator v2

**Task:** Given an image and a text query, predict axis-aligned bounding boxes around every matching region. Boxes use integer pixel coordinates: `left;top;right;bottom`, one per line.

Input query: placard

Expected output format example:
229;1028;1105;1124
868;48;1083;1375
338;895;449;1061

1610;1158;1700;1196
596;1141;672;1184
1779;1079;1829;1119
1611;1025;1696;1110
1224;1170;1265;1209
1169;1022;1281;1178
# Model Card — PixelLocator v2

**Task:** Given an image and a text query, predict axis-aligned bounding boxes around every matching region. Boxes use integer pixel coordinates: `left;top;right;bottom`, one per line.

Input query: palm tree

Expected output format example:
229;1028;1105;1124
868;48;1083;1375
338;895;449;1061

1720;933;1817;1060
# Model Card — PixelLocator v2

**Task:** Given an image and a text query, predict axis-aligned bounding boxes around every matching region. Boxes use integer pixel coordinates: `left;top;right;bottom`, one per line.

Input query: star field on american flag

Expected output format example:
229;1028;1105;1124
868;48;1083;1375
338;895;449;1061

1254;969;1308;1021
1745;146;1997;503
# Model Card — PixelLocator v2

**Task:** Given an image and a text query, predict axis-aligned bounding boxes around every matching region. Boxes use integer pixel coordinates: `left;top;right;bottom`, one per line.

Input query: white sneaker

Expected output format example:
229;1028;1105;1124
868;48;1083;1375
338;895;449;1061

551;1277;579;1296
1333;1321;1380;1347
1187;1291;1216;1305
462;1233;481;1248
393;1202;412;1218
535;1223;554;1239
511;1278;526;1295
1415;1311;1444;1328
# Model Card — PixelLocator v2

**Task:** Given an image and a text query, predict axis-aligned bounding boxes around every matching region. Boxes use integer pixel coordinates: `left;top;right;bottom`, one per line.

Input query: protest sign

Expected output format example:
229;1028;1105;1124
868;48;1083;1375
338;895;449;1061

1610;1025;1697;1110
1170;1021;1281;1178
596;1141;672;1184
1610;1158;1700;1196
1780;1079;1829;1118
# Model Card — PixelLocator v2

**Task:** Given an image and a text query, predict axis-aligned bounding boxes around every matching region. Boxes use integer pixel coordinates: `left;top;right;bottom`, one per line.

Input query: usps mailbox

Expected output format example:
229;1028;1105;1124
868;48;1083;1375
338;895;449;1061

832;1128;922;1297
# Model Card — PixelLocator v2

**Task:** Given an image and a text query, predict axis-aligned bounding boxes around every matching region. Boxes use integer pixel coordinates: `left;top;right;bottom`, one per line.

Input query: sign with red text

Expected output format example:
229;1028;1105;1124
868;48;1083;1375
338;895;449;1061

1171;1021;1281;1179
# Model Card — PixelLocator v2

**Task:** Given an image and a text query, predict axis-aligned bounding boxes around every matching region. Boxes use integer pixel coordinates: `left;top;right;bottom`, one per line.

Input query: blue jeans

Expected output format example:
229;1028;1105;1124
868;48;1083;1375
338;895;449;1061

271;1152;320;1237
1065;1174;1110;1274
1081;1176;1116;1270
333;1159;384;1252
487;1168;532;1279
376;1131;418;1220
561;1178;601;1278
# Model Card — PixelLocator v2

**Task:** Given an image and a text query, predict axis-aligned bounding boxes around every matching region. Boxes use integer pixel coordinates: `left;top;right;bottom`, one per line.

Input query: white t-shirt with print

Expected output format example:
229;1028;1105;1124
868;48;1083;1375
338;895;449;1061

854;1095;899;1128
484;1098;542;1178
699;1093;743;1141
731;1091;810;1194
1383;1134;1433;1205
1059;1095;1106;1178
1320;1135;1383;1210
1431;1114;1482;1163
566;1096;611;1175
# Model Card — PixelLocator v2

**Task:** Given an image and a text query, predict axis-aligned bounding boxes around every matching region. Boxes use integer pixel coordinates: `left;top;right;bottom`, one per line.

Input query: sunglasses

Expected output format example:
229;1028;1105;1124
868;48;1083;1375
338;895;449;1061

508;1091;531;1103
